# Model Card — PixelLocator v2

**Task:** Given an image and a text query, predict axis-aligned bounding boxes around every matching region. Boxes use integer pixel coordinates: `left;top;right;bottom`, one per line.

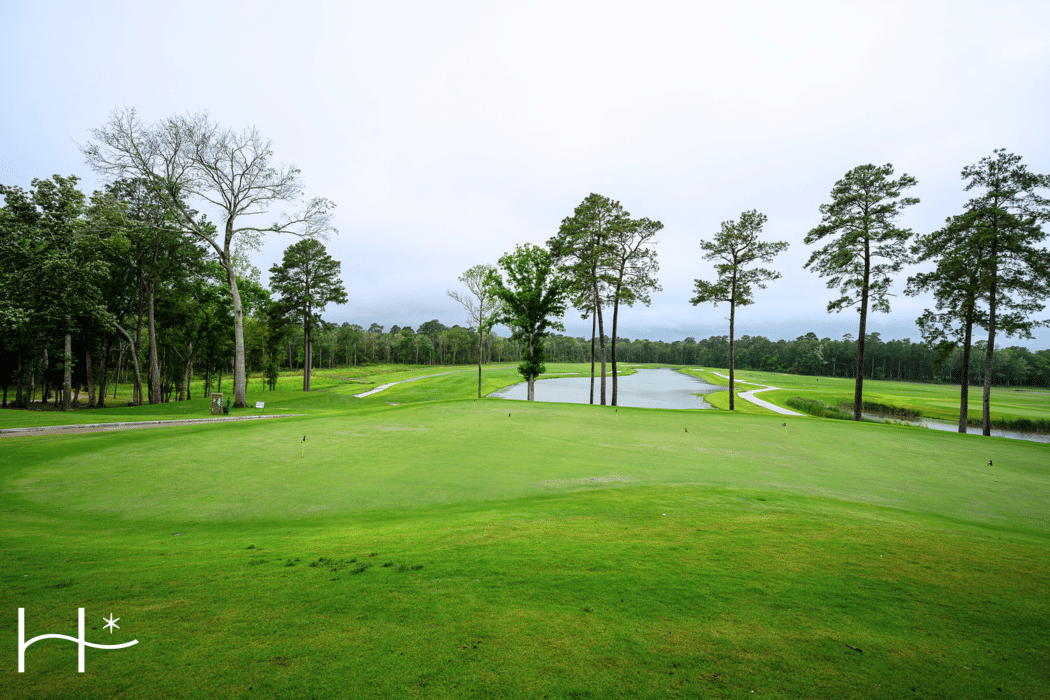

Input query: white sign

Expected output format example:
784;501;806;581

18;608;138;673
255;402;265;409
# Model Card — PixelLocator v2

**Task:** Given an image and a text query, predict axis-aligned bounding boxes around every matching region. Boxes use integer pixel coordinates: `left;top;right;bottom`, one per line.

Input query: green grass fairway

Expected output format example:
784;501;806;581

3;365;1049;698
685;367;1050;427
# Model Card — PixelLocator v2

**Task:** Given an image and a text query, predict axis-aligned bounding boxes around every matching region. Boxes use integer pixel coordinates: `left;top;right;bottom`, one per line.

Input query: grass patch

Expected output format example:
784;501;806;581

787;397;870;421
2;363;1049;698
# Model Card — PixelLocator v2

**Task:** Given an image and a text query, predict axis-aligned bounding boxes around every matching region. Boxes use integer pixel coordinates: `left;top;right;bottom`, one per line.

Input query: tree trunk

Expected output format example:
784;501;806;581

133;298;145;405
85;346;96;408
15;357;24;407
611;282;622;407
148;284;161;404
114;342;126;400
853;242;871;422
596;287;607;406
959;307;974;433
226;263;248;407
97;338;109;408
305;331;312;392
982;248;998;437
476;331;484;399
62;323;72;411
589;311;596;404
729;298;736;411
303;315;311;392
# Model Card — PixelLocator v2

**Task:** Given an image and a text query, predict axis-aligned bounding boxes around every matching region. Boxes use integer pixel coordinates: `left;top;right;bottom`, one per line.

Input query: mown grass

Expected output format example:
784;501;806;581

683;367;1050;428
2;364;1049;698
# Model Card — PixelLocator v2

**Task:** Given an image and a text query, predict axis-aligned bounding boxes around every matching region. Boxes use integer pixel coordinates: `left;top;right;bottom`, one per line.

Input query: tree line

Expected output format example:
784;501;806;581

281;323;1050;389
2;107;1048;437
462;155;1049;438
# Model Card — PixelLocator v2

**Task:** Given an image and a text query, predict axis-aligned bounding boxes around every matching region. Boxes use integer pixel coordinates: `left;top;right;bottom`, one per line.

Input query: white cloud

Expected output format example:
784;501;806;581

3;0;1048;346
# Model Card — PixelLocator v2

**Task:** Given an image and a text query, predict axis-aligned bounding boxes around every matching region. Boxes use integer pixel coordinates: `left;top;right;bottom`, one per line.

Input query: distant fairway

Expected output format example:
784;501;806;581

687;367;1050;428
3;365;1048;698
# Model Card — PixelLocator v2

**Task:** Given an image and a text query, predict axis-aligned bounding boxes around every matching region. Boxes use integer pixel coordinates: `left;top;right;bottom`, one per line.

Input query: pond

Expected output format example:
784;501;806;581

862;413;1050;444
489;367;721;409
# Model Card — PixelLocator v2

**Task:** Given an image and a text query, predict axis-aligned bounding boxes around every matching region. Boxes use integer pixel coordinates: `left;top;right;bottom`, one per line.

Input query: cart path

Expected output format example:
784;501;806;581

352;367;564;398
0;414;307;437
353;370;473;397
708;373;804;416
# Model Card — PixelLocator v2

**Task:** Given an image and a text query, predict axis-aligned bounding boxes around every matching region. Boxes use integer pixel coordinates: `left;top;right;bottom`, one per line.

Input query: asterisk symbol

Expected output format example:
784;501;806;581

103;613;120;634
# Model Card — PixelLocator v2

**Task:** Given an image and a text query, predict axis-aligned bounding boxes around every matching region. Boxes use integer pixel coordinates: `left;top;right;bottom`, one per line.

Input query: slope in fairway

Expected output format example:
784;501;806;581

2;367;1048;698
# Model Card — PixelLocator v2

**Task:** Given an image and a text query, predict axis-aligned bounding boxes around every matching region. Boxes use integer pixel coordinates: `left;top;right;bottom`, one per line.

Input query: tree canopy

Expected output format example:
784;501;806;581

691;209;788;410
82;108;336;406
804;163;919;420
487;243;568;401
269;238;347;391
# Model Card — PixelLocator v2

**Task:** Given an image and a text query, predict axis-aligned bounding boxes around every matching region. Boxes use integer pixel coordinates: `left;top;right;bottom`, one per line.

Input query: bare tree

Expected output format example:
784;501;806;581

447;264;502;398
82;108;336;407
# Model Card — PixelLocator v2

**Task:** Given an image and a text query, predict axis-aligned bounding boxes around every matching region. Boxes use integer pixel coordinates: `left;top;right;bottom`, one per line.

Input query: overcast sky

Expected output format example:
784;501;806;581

3;0;1049;347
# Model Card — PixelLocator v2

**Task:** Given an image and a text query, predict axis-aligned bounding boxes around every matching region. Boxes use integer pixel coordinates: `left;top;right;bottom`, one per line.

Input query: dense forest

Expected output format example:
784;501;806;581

279;322;1050;388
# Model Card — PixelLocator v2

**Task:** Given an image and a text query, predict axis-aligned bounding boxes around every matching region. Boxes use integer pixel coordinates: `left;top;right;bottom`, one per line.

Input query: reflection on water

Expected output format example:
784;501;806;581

862;413;1050;444
490;368;720;409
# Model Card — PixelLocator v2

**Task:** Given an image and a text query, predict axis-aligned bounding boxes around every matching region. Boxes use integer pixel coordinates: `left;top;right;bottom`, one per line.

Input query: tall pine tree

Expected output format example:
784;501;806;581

268;239;347;391
804;164;919;421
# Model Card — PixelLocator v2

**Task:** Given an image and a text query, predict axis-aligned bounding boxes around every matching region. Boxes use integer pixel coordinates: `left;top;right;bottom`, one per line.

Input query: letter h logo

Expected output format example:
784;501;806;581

18;608;138;673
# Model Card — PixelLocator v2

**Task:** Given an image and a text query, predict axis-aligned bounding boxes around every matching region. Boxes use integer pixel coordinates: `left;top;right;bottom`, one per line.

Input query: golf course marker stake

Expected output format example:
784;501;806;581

18;608;138;673
988;459;995;482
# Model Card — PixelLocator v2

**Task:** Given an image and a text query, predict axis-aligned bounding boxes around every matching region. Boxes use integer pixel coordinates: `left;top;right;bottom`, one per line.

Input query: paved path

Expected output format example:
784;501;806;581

0;414;306;437
353;370;472;398
352;367;554;398
708;373;804;416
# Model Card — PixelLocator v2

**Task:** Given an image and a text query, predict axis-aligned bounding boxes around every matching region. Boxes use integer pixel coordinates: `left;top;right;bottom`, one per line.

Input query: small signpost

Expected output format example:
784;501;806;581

255;401;265;413
210;393;223;415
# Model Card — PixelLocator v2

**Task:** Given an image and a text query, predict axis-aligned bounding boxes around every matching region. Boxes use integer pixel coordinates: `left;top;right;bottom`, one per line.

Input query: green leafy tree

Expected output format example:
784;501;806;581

338;323;365;367
268;239;347;391
444;326;471;365
804;163;919;421
0;176;112;410
608;216;662;406
907;210;992;432
487;243;569;400
690;210;788;409
83;108;336;407
549;194;625;405
94;179;206;404
447;264;502;396
957;150;1050;435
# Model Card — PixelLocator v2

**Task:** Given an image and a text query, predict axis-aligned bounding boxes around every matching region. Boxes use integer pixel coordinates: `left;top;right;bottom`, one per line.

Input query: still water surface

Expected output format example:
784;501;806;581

490;368;721;409
862;413;1050;444
492;368;1048;442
